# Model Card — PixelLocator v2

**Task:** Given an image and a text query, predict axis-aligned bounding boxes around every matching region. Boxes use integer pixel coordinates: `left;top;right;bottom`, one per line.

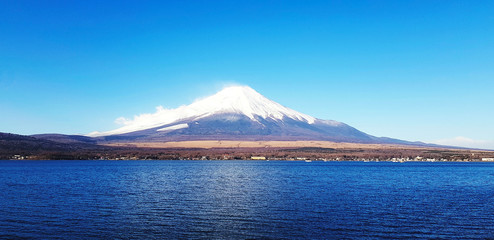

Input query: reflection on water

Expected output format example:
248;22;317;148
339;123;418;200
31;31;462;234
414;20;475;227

0;160;494;239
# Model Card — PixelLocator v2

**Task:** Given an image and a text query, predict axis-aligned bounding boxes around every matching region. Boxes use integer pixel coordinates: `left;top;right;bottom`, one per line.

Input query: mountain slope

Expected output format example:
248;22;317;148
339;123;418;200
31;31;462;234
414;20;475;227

89;86;416;145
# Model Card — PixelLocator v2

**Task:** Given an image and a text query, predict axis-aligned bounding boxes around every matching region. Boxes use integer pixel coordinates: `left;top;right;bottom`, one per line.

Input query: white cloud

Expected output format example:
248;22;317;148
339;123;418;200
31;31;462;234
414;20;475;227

114;106;168;126
114;117;130;125
432;136;494;150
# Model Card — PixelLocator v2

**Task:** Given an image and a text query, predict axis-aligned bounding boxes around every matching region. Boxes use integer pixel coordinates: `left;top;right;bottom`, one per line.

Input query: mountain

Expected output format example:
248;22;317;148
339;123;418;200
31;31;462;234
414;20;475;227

88;86;419;145
0;132;108;159
32;134;98;144
0;132;71;152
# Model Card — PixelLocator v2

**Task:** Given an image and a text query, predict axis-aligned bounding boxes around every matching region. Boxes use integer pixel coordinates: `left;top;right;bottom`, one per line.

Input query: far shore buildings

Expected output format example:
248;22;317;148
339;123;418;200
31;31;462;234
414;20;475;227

482;157;494;161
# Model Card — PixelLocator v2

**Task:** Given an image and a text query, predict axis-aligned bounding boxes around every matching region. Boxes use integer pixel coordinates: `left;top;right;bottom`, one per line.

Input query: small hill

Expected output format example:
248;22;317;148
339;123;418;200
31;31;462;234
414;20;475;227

0;132;105;159
32;134;97;144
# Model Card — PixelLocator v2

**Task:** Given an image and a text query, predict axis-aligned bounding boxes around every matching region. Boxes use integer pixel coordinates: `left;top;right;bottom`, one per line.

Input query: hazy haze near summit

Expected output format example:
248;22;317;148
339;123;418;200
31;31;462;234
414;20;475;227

0;1;493;149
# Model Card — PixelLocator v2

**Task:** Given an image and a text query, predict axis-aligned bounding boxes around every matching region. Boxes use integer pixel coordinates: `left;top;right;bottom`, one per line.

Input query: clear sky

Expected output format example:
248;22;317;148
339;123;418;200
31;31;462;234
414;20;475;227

1;1;493;149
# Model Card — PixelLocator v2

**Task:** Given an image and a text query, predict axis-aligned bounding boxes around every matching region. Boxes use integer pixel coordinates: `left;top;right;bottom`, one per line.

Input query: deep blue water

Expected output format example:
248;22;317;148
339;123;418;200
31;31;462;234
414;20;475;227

1;160;494;239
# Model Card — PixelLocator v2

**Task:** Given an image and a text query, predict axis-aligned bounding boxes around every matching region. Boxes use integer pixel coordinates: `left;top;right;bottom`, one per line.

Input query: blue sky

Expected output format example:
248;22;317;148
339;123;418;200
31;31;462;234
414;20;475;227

1;1;493;149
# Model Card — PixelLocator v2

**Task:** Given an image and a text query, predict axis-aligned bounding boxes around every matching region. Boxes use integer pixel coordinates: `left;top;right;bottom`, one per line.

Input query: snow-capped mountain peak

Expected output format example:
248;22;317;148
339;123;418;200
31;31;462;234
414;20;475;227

191;86;315;123
88;85;316;137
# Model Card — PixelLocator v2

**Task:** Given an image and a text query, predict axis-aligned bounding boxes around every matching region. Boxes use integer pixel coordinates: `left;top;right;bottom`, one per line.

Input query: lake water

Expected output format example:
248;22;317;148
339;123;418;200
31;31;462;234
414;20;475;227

0;160;493;239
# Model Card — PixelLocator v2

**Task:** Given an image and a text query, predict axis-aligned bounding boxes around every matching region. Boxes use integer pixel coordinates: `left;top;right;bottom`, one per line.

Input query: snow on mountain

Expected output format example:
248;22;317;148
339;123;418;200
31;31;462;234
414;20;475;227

88;86;317;137
157;123;189;132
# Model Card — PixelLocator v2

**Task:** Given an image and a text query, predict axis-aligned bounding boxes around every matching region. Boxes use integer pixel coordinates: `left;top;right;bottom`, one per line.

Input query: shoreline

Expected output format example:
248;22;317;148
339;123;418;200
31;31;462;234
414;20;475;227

3;141;493;161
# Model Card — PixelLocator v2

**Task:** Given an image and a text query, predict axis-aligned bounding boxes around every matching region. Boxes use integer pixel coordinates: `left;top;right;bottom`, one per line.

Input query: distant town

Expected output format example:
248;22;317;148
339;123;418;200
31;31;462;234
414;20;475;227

6;148;494;162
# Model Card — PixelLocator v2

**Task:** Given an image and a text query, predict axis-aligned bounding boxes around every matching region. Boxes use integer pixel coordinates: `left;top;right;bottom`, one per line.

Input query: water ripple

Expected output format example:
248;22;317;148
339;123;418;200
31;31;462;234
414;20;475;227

0;160;494;239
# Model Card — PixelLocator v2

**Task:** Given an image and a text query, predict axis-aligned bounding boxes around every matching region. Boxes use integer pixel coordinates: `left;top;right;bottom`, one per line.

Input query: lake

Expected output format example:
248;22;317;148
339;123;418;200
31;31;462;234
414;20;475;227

0;160;493;239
